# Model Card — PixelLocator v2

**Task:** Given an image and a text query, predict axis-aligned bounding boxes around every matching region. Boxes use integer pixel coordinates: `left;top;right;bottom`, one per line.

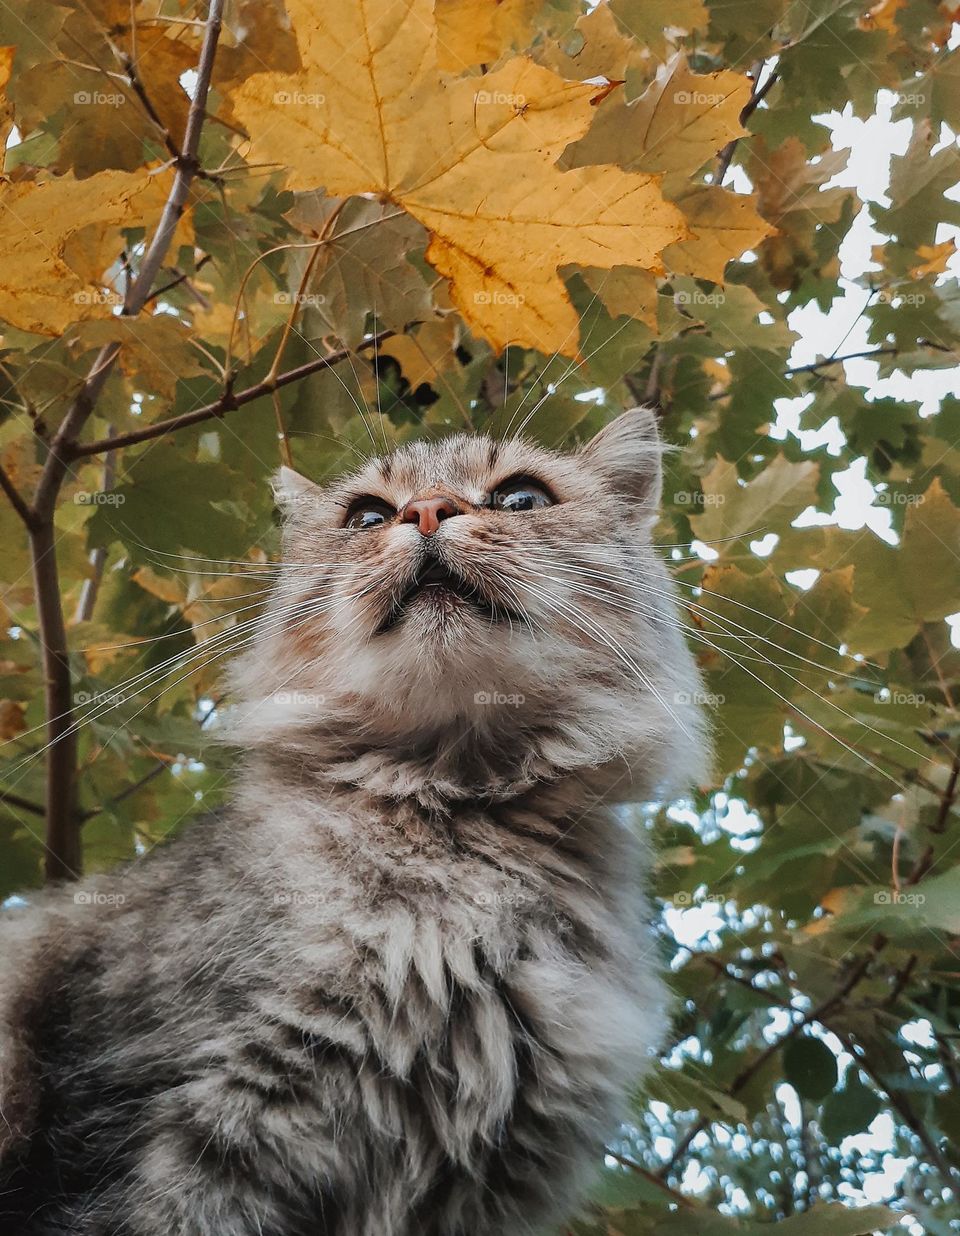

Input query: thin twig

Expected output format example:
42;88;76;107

0;463;35;528
69;331;394;458
715;63;779;185
26;0;225;883
661;944;880;1177
604;1149;696;1209
0;789;47;818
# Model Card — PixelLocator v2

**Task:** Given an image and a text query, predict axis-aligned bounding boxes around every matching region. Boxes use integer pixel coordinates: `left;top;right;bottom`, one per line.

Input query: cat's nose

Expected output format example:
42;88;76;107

400;494;464;536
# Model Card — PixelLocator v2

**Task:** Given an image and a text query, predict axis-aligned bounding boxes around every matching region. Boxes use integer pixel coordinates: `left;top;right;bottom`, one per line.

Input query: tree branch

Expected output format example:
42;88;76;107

69;331;395;458
0;788;47;818
604;1149;696;1209
26;0;225;882
715;63;779;185
661;944;881;1178
0;462;35;529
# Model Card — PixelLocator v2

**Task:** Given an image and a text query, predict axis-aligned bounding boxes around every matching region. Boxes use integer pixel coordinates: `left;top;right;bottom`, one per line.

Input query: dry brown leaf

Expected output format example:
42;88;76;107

232;0;685;355
0;698;25;741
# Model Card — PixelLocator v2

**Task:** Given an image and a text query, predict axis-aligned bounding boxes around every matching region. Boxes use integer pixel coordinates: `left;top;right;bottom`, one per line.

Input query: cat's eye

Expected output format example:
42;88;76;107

344;498;395;529
489;478;554;513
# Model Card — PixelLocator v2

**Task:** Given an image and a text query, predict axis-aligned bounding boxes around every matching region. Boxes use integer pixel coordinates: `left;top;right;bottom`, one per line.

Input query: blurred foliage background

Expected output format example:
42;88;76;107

0;0;959;1231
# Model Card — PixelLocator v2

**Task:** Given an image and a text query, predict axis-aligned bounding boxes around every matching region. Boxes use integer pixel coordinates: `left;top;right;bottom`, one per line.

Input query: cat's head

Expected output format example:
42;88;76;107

228;409;708;803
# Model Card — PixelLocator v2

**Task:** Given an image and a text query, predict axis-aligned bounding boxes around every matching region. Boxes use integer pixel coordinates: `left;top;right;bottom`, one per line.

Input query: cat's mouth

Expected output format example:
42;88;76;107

377;560;523;633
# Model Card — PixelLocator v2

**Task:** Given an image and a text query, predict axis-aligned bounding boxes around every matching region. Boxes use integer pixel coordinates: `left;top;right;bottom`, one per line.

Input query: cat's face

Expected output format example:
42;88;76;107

231;409;706;798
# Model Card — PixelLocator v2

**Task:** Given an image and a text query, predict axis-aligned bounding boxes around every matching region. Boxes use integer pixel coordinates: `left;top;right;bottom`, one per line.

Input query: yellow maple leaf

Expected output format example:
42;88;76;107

911;238;957;278
857;0;905;31
580;266;659;332
0;168;189;336
565;52;752;177
664;186;775;284
435;0;541;72
232;0;686;355
540;2;647;83
381;318;459;390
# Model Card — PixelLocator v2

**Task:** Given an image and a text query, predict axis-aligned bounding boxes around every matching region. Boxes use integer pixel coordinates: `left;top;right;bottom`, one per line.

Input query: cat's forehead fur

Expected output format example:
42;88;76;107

332;432;597;508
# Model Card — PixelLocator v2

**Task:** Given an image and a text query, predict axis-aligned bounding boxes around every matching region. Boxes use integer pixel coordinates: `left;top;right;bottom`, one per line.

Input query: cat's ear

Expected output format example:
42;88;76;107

271;466;323;516
579;407;663;515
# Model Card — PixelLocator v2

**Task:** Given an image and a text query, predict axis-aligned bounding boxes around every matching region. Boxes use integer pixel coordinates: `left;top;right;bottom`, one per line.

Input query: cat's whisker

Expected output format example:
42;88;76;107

523;556;877;687
83;583;384;765
509;577;696;742
519;564;924;777
2;584;378;765
529;550;881;669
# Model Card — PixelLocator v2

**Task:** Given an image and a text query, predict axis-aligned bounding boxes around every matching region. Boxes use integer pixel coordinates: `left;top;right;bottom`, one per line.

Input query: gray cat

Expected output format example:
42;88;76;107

0;408;707;1235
